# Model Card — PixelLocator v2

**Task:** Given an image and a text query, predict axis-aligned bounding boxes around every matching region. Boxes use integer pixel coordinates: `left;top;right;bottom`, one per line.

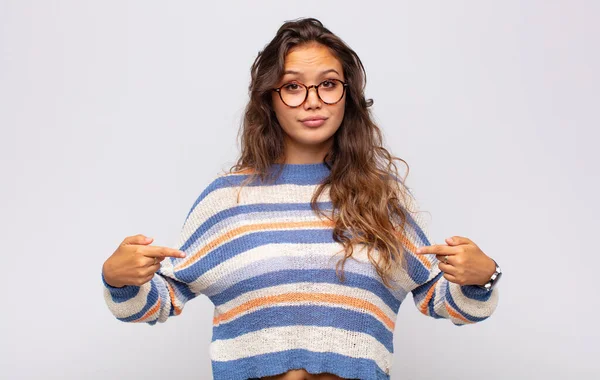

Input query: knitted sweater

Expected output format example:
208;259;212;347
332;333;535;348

102;163;499;380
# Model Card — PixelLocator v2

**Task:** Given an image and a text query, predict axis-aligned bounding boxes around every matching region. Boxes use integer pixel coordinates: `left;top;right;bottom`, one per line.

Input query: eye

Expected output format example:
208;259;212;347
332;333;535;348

283;83;300;90
321;80;337;88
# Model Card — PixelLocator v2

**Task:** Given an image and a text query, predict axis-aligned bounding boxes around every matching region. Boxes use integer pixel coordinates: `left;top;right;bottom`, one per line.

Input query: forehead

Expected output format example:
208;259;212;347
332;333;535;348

283;43;343;76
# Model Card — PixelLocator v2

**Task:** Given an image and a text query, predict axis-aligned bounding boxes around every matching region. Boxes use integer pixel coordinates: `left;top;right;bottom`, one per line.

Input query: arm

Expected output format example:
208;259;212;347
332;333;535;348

101;255;197;325
410;258;499;326
102;179;225;325
402;188;499;326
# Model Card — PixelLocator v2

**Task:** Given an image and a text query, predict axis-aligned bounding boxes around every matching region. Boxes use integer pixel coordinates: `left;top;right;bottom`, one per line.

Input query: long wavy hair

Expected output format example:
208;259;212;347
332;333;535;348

228;17;420;289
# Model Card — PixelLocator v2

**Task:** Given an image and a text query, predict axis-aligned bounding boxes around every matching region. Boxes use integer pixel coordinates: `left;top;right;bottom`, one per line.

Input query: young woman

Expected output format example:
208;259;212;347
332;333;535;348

102;17;501;380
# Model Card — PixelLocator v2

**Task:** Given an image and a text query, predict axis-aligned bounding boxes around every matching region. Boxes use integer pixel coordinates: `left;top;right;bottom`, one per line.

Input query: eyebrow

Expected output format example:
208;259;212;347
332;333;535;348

282;69;341;77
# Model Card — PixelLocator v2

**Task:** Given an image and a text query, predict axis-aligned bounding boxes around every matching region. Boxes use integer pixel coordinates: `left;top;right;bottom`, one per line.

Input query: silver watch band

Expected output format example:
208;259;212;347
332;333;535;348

478;259;501;291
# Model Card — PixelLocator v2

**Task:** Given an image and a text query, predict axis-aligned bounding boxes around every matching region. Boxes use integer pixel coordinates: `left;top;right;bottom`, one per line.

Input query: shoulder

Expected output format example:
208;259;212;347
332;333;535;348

183;168;258;221
382;171;419;214
204;168;254;195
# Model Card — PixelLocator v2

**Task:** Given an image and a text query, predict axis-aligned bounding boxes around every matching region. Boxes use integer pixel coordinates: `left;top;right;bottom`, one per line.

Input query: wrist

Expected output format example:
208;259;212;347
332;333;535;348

102;262;125;288
478;257;497;286
475;258;502;291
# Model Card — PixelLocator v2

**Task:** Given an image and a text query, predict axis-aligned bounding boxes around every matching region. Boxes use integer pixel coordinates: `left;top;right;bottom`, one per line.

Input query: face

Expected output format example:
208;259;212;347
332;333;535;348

271;42;346;164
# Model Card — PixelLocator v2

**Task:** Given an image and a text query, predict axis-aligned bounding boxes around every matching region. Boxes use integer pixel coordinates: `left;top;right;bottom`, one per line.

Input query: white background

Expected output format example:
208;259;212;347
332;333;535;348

1;1;598;379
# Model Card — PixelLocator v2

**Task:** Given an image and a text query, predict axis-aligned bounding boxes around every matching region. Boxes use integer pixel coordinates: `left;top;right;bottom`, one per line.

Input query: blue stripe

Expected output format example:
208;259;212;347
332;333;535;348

405;250;434;284
400;212;435;285
165;277;196;301
117;280;159;322
211;349;389;380
404;211;431;247
162;277;196;317
108;286;140;303
428;296;443;319
210;268;400;312
212;305;393;351
185;167;331;222
175;229;335;282
459;284;494;301
102;272;141;302
412;271;444;318
411;273;490;322
445;285;489;323
202;251;408;302
181;202;334;252
412;270;444;297
420;273;444;319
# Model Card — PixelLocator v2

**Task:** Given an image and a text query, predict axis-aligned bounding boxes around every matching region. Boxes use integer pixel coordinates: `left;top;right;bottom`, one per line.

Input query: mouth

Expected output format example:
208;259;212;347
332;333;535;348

300;116;328;128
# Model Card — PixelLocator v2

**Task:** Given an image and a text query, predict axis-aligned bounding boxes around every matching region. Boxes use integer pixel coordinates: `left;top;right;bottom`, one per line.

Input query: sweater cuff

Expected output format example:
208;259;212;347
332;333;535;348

101;272;140;299
459;284;494;301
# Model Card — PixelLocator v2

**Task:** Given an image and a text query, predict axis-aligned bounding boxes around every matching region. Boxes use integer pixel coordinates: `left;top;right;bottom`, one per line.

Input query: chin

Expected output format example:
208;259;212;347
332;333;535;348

292;130;336;146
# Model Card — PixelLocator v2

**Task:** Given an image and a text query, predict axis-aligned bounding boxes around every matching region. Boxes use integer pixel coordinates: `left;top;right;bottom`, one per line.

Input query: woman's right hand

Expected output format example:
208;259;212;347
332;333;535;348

102;234;186;288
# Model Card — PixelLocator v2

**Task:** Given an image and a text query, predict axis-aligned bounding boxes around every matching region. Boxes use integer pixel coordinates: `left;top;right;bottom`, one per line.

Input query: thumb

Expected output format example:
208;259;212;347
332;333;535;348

123;234;154;245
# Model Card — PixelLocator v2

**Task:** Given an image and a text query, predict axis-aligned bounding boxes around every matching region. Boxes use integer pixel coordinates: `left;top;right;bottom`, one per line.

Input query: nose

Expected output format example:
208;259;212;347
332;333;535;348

303;85;322;110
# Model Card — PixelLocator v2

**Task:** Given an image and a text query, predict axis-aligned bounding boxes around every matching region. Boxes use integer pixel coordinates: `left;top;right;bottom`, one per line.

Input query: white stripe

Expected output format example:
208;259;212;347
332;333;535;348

174;215;335;273
448;282;499;318
187;243;334;293
187;242;393;295
174;182;331;248
181;210;328;260
103;282;152;319
214;281;397;329
205;209;324;239
209;325;391;372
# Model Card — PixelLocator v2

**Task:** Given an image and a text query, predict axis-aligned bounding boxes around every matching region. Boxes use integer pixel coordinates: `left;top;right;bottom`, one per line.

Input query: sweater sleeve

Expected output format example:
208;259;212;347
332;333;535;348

401;187;500;326
102;178;226;325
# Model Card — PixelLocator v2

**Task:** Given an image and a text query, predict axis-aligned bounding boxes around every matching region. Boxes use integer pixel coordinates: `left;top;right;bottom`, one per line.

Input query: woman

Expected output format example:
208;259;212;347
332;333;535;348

102;17;501;380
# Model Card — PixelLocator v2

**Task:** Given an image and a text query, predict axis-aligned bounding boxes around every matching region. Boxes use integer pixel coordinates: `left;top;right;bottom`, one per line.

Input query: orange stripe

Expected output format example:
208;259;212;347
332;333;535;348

213;292;395;330
418;278;472;324
165;281;182;316
445;303;472;324
176;220;335;271
395;231;432;269
419;278;439;315
134;297;161;322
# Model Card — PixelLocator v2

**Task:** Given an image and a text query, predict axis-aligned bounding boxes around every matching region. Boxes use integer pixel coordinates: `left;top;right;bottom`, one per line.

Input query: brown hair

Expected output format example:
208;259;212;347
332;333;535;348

228;17;418;289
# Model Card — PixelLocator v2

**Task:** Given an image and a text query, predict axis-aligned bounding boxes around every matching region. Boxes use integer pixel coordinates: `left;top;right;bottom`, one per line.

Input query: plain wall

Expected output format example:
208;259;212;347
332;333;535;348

1;1;598;379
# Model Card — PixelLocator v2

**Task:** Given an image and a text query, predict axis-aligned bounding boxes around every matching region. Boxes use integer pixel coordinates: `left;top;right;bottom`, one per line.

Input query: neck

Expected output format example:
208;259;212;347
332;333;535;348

281;136;333;164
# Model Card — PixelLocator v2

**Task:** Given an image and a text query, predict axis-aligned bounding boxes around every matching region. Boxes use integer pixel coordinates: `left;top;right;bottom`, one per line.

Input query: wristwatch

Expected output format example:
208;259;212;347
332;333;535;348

477;259;502;291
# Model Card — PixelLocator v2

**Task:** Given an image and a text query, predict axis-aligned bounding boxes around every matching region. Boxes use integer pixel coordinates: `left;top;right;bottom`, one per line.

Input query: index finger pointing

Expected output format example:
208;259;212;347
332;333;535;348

415;245;457;255
142;246;186;259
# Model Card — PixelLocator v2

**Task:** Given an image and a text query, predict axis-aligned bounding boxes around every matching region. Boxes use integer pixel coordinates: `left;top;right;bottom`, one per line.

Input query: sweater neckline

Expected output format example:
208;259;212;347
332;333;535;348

267;162;331;182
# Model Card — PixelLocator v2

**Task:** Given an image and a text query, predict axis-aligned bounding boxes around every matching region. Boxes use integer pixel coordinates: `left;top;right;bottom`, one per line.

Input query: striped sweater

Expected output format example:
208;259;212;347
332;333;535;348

102;162;499;380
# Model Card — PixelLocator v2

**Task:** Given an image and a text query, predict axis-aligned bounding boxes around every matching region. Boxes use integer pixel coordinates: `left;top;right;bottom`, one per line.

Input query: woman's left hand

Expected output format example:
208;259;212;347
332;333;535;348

415;236;496;286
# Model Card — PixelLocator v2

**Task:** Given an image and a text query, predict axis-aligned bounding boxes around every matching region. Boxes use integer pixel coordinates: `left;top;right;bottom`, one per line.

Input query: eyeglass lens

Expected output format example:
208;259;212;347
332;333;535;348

280;80;344;107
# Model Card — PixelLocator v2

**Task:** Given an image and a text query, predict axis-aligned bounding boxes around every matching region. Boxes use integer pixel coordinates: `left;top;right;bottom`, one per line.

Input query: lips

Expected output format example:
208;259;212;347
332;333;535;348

300;118;326;127
300;116;327;122
300;116;328;128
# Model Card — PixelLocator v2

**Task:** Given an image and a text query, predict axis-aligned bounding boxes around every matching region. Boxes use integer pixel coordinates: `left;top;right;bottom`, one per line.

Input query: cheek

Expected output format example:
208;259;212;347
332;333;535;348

273;103;300;132
273;107;294;131
271;97;289;127
332;103;346;125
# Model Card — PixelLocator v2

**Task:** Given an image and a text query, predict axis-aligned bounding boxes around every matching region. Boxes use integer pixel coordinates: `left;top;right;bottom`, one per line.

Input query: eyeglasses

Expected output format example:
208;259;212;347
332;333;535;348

272;79;348;108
